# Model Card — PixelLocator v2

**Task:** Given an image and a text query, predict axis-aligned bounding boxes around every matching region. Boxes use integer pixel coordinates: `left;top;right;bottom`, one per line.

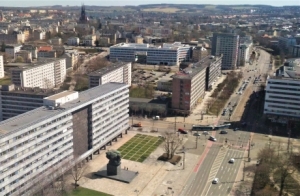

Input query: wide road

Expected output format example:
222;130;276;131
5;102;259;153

182;47;271;196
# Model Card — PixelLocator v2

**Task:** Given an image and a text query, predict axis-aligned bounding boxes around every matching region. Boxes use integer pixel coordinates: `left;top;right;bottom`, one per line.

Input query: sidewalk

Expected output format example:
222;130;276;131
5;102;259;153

72;131;206;196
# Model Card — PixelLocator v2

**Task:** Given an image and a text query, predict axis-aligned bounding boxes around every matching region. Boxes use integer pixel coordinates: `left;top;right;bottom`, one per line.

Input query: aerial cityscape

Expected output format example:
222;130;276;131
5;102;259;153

0;3;299;196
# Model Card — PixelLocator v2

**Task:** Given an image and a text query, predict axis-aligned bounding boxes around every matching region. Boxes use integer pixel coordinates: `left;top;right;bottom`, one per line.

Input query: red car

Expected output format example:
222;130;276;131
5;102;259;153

178;128;188;134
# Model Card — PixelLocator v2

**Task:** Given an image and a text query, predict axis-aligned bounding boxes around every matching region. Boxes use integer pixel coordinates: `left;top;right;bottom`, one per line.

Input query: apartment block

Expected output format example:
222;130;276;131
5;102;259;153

0;55;3;78
0;34;24;45
237;42;253;66
61;50;79;70
110;42;191;66
264;59;300;123
20;45;38;59
0;84;61;121
88;62;132;88
67;37;80;46
5;45;22;59
211;33;239;70
10;58;66;88
191;46;208;62
172;61;207;113
0;83;129;196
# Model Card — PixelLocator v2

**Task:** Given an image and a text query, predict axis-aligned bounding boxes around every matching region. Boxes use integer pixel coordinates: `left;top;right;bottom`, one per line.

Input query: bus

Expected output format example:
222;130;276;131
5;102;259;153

192;125;214;131
215;123;231;130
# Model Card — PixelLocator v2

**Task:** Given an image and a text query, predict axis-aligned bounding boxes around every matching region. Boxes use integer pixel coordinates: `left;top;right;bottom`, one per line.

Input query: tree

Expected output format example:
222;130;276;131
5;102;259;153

95;40;100;47
1;42;5;52
15;56;24;63
277;155;296;196
71;162;87;189
163;131;182;159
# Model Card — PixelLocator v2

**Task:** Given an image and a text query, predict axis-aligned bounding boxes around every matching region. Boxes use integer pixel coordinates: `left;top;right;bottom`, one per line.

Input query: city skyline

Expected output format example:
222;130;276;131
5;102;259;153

0;0;299;7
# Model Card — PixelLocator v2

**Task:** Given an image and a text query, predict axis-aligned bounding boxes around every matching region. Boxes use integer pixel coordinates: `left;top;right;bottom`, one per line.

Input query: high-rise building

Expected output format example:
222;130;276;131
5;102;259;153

0;83;129;195
0;55;4;79
211;33;239;70
88;62;132;88
264;59;300;123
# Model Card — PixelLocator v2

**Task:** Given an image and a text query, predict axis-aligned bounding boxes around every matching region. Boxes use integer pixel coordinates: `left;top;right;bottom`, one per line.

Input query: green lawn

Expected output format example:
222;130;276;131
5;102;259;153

69;187;112;196
0;77;11;85
117;134;164;162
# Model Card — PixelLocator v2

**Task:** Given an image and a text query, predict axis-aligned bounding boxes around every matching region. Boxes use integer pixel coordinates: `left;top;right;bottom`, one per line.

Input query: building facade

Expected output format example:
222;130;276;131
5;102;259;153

264;77;300;122
109;42;191;66
5;45;22;59
205;55;222;90
237;42;252;66
172;61;207;112
0;83;129;196
291;45;300;58
10;58;66;88
191;46;208;62
0;55;4;79
67;37;80;46
211;33;239;70
88;62;132;88
0;84;61;121
15;50;32;63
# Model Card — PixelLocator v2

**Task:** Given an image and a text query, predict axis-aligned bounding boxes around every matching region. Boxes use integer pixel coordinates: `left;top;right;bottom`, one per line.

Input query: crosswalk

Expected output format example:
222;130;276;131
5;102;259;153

207;147;228;183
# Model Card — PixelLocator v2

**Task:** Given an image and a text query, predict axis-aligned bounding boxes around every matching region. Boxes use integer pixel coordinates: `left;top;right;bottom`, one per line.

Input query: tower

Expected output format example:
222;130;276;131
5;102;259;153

79;4;88;23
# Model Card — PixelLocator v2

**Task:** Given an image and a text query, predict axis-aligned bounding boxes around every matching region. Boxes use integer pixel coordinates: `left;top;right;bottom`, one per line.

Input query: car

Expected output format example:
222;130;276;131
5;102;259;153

229;158;235;163
209;136;217;142
220;130;228;134
203;131;209;135
178;128;188;134
193;132;201;136
212;178;219;184
234;128;239;131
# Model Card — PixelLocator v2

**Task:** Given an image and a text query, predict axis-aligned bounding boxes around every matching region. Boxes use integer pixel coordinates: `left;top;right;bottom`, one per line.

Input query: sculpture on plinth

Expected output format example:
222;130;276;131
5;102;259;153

106;150;121;175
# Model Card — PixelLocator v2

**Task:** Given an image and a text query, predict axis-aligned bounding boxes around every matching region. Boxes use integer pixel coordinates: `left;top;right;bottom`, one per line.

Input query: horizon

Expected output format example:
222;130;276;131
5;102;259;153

0;1;299;7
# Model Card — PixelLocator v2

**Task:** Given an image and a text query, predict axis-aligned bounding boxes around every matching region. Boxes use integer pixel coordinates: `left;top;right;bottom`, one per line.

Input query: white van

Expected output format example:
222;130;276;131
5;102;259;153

153;116;160;120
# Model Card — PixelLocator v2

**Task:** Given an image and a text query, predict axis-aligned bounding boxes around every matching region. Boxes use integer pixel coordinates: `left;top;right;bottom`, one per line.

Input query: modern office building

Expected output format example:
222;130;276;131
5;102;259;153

0;84;61;121
10;58;66;88
172;60;207;113
0;83;129;196
0;55;4;78
88;62;132;88
211;33;239;70
109;42;191;66
264;59;300;123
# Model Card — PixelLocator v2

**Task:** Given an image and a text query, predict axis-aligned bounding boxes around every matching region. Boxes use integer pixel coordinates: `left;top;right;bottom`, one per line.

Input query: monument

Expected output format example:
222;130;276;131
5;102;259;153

94;150;138;183
106;150;121;175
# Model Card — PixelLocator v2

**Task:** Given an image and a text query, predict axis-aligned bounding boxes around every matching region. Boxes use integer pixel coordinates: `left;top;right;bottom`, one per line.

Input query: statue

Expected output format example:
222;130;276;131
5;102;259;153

106;150;121;166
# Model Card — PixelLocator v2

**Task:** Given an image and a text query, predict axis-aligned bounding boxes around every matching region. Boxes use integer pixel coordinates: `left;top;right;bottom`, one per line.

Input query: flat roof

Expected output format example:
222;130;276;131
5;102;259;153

1;86;62;96
173;56;221;79
111;42;189;50
9;58;65;70
89;62;128;77
44;90;77;100
0;82;127;137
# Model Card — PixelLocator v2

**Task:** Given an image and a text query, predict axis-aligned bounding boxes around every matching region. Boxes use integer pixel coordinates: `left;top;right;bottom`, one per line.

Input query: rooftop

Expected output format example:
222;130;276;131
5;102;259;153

89;62;129;77
0;82;127;137
173;56;221;79
44;90;77;100
111;42;190;50
9;58;64;70
0;85;62;96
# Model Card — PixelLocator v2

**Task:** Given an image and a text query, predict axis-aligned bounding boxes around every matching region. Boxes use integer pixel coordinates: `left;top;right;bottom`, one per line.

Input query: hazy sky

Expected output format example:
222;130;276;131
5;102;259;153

0;0;299;7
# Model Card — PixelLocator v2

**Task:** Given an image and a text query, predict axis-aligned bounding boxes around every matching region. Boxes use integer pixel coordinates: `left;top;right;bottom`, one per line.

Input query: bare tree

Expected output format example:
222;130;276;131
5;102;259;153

163;131;182;159
71;162;87;189
277;155;296;196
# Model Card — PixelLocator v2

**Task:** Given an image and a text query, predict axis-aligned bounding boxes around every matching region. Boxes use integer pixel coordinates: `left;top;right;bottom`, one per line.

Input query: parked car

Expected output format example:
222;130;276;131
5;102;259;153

234;128;239;131
203;131;209;135
132;122;142;127
193;132;201;136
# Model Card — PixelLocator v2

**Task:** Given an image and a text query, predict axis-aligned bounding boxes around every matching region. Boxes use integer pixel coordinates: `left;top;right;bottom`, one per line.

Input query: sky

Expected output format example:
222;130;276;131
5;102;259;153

0;0;298;7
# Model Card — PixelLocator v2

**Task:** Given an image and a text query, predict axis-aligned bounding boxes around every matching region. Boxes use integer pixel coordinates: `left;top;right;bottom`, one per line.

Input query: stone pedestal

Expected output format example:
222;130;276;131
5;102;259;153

107;164;121;176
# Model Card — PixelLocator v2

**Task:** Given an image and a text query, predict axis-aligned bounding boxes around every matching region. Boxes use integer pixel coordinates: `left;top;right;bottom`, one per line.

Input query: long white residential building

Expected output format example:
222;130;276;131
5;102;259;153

88;62;132;88
109;42;191;66
0;83;129;196
10;58;66;88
